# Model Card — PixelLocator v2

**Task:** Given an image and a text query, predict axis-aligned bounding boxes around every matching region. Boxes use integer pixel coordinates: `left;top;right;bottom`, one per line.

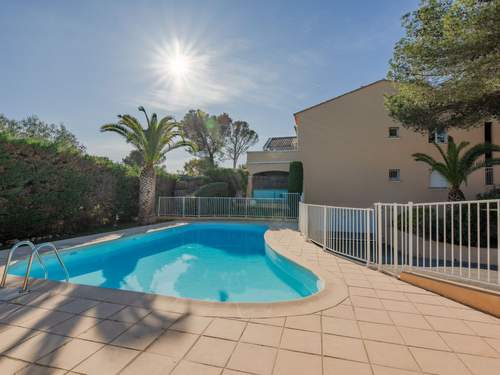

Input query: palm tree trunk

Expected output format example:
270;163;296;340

448;186;465;201
138;165;156;224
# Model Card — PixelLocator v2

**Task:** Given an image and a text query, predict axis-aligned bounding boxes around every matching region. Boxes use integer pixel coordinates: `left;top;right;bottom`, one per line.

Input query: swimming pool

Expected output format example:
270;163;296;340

9;223;322;302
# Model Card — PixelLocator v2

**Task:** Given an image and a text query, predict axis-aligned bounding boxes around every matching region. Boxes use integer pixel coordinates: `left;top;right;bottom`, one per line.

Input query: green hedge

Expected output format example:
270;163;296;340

0;134;174;244
288;161;303;194
193;182;229;197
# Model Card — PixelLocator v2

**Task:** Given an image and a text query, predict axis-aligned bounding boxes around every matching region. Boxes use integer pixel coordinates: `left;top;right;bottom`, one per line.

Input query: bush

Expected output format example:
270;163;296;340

0;133;140;243
288;161;303;194
193;182;229;197
205;167;248;197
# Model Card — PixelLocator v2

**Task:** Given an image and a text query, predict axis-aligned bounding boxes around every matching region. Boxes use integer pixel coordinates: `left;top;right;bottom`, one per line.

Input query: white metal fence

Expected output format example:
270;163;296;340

157;194;300;219
299;200;500;286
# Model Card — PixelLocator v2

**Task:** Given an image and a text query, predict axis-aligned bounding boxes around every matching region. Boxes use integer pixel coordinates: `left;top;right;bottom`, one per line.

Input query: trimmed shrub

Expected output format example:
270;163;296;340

193;182;229;197
0;134;140;243
288;161;303;194
205;167;248;197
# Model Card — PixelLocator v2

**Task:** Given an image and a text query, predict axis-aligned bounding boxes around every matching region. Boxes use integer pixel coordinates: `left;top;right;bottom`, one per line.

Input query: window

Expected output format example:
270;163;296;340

428;129;448;144
429;170;448;188
389;169;400;182
388;127;400;138
485;167;494;186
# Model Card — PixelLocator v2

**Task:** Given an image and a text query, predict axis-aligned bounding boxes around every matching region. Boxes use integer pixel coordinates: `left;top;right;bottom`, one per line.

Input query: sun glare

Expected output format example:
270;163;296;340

167;50;191;80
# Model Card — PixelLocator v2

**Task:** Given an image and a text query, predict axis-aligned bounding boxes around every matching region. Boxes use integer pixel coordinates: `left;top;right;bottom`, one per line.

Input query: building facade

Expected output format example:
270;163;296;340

247;80;499;207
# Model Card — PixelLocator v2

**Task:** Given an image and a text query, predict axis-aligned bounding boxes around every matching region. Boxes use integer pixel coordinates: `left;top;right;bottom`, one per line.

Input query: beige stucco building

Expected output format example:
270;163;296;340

247;79;499;207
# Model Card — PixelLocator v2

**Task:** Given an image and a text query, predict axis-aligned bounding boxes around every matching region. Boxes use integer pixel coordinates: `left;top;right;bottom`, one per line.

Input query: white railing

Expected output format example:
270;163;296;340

158;194;300;220
299;202;376;265
299;199;499;286
375;200;500;285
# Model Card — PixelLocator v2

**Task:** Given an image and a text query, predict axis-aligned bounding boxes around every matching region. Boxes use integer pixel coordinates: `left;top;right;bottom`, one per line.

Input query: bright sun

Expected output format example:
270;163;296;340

167;51;191;79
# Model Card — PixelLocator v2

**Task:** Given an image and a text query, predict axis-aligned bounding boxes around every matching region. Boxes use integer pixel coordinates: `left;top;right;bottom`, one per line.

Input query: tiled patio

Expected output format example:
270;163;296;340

1;226;500;374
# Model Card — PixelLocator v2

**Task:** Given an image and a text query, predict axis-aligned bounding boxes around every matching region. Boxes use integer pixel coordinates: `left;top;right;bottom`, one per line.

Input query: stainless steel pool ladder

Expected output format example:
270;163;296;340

0;241;69;293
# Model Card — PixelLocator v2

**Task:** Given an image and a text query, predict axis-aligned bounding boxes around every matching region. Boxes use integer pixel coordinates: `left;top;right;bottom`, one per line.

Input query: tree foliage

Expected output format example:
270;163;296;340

183;157;213;176
224;120;259;168
386;0;500;131
0;114;84;151
101;107;194;224
181;109;231;166
412;136;500;200
288;161;303;194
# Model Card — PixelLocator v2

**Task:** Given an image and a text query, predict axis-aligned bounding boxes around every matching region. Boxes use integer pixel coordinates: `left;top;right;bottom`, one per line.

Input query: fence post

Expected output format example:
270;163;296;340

366;209;371;267
393;203;398;270
305;205;309;241
197;197;201;218
376;204;382;270
323;206;327;250
182;197;186;217
157;196;161;217
408;201;413;269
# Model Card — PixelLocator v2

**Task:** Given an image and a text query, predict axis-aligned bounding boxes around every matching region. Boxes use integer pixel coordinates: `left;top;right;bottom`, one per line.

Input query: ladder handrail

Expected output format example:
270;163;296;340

34;243;70;282
0;241;48;288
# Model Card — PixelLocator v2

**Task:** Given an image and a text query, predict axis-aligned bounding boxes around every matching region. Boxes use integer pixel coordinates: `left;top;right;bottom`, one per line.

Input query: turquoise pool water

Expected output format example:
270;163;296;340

9;223;321;302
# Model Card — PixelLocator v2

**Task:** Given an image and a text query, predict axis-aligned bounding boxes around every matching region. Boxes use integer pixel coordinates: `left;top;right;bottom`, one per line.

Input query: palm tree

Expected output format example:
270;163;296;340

413;136;500;201
101;107;195;224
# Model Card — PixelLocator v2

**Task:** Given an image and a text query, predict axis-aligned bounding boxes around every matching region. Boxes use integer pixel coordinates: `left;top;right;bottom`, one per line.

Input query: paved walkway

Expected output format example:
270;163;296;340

0;227;499;374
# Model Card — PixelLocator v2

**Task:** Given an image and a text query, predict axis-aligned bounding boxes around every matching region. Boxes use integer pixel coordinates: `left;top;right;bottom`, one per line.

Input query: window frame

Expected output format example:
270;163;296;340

388;127;400;139
388;168;401;182
428;129;448;144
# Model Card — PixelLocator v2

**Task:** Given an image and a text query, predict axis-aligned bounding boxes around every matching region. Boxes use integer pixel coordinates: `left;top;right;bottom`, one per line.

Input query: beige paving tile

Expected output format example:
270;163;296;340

398;326;450;351
112;322;164;350
280;328;321;354
78;319;131;343
389;311;432;330
364;340;419;372
170;360;222;375
415;303;459;318
440;332;499;357
464;321;500;339
458;353;500;375
73;345;139;375
146;329;199;358
322;305;356;320
376;290;409;301
409;347;471;375
0;325;40;353
371;364;422;375
349;286;375;297
354;307;393;324
4;332;70;362
120;352;177;375
381;299;419;314
222;370;252;375
249;316;285;327
323;357;372;375
47;315;100;337
240;322;282;347
322;334;368;362
484;337;500;354
227;342;277;375
351;296;384;309
82;302;124;318
359;321;404;344
55;298;99;314
140;310;181;329
0;356;29;373
186;336;236;367
109;306;150;324
204;318;246;341
425;316;476;335
16;364;66;375
285;314;321;332
322;316;361;338
36;338;103;369
170;315;212;334
273;349;322;375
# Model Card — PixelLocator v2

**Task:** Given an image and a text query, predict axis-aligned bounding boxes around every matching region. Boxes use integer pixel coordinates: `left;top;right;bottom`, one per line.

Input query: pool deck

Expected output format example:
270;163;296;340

0;221;499;374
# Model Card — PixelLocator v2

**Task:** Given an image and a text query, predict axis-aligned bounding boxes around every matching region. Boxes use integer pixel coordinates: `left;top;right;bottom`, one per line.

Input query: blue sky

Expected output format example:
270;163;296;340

0;0;419;171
